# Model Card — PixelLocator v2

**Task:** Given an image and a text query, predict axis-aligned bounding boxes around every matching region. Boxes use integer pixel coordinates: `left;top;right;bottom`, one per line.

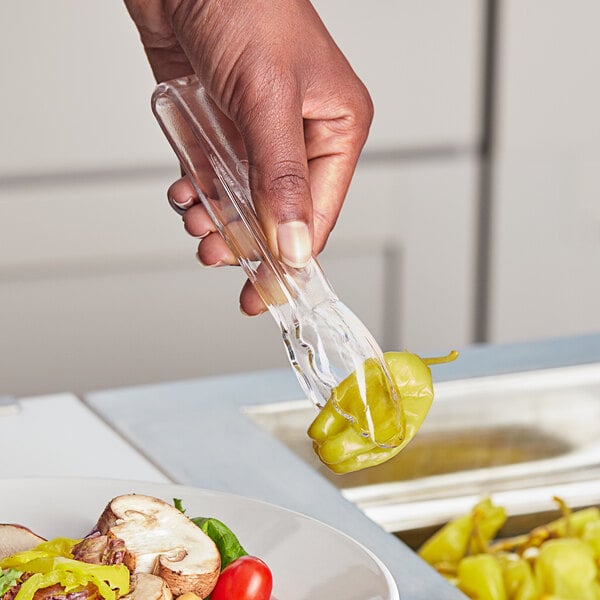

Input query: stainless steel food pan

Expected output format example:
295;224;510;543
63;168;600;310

245;363;600;533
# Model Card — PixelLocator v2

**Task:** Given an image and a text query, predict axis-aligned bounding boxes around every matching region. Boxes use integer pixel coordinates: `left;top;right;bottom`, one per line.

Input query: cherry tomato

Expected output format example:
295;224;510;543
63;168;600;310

210;555;273;600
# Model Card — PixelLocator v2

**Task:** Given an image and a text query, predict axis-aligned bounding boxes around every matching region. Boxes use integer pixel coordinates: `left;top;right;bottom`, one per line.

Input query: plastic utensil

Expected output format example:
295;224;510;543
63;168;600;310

151;75;402;447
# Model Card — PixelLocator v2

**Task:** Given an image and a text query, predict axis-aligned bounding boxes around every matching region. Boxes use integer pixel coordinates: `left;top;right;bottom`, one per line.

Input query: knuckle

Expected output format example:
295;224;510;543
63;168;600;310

348;84;375;136
259;161;310;205
250;160;310;220
270;163;309;195
361;88;375;126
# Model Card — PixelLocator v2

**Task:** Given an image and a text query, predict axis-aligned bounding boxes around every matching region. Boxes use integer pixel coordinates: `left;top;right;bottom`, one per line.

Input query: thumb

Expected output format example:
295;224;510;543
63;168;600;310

235;94;313;269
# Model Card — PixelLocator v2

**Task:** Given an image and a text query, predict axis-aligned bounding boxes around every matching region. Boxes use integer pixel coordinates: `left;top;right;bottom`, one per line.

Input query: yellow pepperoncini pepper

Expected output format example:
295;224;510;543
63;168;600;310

535;538;600;599
457;554;507;600
582;519;600;558
496;554;538;600
0;538;130;600
307;350;458;474
418;497;506;566
420;497;600;600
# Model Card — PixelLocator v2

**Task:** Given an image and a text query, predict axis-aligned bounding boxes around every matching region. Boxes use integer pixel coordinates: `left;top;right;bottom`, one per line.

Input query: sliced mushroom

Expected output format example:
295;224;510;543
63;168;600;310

0;523;45;560
97;495;220;598
122;573;173;600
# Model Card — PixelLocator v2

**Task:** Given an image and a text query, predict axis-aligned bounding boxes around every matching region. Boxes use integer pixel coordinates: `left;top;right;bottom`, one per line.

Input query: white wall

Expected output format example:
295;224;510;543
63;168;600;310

489;0;600;342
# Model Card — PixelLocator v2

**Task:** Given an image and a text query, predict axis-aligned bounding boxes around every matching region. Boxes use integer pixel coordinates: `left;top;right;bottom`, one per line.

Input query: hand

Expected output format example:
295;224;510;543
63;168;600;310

125;0;373;315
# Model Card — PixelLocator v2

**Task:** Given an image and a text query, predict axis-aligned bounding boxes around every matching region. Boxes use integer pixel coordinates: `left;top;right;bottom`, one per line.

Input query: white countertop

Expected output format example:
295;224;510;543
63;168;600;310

0;392;169;483
4;333;600;599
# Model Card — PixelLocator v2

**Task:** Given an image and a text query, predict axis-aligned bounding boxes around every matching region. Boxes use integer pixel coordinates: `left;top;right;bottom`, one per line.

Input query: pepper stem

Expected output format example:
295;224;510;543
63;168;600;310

422;350;459;366
553;495;573;537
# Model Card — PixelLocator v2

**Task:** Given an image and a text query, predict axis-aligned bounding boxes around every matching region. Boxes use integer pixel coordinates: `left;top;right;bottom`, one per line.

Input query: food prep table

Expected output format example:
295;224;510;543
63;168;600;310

3;333;600;598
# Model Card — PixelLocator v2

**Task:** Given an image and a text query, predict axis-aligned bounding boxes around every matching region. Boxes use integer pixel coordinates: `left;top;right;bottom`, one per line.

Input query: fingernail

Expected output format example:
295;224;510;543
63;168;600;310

277;221;311;268
169;196;194;214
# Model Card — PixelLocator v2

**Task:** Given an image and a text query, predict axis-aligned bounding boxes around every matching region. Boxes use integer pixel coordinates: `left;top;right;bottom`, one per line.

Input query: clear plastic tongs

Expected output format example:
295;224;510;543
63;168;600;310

152;76;402;447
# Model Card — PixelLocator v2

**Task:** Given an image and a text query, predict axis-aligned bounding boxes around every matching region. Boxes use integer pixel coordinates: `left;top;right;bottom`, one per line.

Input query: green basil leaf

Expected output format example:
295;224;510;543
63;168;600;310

173;498;186;514
192;517;248;569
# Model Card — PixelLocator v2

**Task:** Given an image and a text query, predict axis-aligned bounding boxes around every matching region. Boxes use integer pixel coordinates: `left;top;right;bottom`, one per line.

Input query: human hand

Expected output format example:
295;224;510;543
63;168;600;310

125;0;373;315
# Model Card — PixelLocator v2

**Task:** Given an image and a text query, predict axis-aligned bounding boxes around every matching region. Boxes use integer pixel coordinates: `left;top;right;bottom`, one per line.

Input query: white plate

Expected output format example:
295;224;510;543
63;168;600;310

0;478;399;600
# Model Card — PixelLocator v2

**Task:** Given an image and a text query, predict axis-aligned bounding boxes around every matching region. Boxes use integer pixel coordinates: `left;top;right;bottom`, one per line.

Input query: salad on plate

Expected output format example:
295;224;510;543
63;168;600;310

0;494;272;600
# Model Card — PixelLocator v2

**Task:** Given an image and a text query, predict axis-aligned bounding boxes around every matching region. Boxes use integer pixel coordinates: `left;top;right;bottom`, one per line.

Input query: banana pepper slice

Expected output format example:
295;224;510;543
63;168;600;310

307;350;458;474
1;538;130;600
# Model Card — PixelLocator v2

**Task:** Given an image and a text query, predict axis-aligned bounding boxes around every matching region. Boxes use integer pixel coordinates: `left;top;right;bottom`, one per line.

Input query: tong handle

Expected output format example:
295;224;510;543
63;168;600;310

152;76;402;446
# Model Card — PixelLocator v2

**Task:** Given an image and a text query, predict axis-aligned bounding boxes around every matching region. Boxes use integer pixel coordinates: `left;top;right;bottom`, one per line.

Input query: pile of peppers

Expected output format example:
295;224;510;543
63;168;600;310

0;537;130;600
307;350;458;474
419;497;600;600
